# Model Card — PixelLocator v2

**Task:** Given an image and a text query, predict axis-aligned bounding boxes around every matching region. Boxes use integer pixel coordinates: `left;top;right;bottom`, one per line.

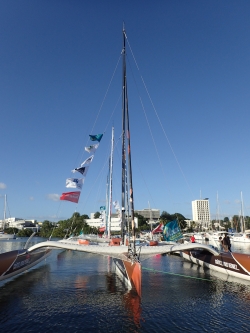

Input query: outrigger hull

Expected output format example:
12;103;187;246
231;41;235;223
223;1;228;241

180;249;250;281
0;248;51;281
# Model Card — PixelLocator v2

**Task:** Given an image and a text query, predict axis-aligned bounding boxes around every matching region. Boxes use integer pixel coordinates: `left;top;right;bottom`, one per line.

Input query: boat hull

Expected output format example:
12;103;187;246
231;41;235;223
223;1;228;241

112;258;141;296
0;248;51;281
0;233;16;240
180;248;250;281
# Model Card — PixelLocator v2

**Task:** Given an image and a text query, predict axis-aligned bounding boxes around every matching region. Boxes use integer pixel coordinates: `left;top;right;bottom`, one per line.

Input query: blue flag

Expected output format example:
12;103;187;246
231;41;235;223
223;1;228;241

89;134;103;142
162;220;182;242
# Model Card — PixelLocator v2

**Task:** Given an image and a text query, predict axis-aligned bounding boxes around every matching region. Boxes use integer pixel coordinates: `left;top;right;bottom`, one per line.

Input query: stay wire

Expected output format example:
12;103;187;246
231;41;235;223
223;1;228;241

125;34;194;198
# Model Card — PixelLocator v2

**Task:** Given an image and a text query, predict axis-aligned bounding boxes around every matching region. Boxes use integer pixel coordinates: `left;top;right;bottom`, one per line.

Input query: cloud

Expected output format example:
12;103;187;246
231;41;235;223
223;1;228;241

29;196;34;201
0;183;6;189
47;193;60;202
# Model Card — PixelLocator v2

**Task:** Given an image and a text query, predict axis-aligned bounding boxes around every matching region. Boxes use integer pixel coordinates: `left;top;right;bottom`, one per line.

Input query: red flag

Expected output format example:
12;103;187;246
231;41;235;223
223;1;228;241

60;191;80;203
152;223;163;234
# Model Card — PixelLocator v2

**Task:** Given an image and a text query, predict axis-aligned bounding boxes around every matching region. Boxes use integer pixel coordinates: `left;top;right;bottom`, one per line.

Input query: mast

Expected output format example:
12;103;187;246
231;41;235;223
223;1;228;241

108;127;114;239
216;191;220;230
105;166;109;237
3;194;6;230
121;26;136;250
121;26;127;244
123;28;136;252
241;191;245;233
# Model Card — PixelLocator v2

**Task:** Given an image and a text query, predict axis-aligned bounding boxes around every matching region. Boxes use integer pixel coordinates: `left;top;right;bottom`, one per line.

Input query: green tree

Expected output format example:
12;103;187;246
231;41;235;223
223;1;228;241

39;220;54;238
17;229;33;237
134;213;148;230
94;211;101;219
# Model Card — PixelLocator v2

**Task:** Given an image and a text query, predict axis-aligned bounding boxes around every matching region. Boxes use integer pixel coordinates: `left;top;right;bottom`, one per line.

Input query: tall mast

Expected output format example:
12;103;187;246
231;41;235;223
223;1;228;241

4;194;6;221
108;127;114;239
121;27;127;244
241;191;245;233
3;194;6;230
122;27;136;251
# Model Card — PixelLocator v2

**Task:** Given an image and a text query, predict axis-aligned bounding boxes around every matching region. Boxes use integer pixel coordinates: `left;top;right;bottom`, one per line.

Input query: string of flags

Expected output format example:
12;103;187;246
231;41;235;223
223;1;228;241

60;134;103;204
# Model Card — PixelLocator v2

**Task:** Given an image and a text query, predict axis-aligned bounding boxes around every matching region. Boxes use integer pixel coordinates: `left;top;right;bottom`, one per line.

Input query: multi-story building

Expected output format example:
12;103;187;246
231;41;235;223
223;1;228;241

134;208;160;221
0;217;39;231
192;199;210;228
86;213;138;232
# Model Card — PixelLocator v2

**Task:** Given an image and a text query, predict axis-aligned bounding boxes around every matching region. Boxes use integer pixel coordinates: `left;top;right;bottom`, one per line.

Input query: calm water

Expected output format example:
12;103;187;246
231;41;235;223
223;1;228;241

1;238;250;332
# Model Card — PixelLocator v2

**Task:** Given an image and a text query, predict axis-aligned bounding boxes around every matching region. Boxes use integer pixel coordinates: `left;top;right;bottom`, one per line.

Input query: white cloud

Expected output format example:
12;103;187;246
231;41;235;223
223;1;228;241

47;193;60;202
0;183;6;189
29;196;34;201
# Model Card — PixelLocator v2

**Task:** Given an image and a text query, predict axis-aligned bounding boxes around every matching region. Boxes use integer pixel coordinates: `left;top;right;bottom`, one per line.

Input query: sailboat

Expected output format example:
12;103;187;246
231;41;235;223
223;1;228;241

0;195;16;240
27;27;219;295
231;192;250;243
0;232;51;281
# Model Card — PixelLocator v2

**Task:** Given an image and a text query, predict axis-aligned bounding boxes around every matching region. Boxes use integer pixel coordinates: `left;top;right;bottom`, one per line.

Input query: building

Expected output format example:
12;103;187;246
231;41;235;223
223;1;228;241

86;213;138;232
0;217;39;231
192;199;210;228
134;209;160;220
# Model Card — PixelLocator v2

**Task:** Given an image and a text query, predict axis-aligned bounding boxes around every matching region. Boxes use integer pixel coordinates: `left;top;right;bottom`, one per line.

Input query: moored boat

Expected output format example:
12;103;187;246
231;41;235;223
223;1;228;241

180;247;250;281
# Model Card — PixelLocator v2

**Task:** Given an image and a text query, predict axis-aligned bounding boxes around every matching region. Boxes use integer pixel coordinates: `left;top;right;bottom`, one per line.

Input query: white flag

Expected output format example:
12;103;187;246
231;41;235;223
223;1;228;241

66;178;84;189
85;144;99;154
113;200;120;210
81;155;94;166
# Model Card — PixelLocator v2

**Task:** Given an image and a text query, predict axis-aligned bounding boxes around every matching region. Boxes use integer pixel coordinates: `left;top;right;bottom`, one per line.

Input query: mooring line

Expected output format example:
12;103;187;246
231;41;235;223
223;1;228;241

142;267;212;282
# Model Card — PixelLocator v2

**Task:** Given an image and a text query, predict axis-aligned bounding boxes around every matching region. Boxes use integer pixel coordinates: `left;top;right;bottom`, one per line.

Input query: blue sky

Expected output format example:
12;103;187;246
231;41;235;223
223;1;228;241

1;1;250;222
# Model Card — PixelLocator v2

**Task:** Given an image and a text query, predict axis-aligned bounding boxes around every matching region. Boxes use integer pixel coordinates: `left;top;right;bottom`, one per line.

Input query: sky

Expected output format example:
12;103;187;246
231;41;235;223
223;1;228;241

1;1;250;222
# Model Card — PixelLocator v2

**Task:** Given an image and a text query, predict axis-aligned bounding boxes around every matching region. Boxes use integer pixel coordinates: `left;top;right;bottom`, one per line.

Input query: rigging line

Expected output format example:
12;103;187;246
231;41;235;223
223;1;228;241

142;267;212;282
114;131;157;209
126;53;174;203
103;93;122;134
76;54;122;167
126;35;194;198
81;138;120;212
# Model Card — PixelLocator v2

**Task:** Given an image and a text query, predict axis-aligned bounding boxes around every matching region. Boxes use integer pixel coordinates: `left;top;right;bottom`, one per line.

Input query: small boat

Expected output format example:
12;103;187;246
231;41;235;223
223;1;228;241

180;247;250;282
231;231;250;243
0;195;16;240
0;231;16;240
0;233;51;282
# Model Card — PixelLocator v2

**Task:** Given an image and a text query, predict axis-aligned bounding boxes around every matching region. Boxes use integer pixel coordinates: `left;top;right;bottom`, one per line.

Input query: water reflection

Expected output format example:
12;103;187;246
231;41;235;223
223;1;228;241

1;239;250;332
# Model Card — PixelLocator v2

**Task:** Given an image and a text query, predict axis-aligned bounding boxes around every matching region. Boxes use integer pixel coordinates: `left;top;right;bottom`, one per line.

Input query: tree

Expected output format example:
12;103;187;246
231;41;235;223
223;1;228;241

39;220;54;238
134;213;148;229
94;211;101;219
160;211;172;223
17;228;33;237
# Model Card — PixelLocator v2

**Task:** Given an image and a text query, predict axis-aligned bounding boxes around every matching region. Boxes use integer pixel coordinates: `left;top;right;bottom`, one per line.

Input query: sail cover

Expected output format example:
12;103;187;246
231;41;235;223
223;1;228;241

162;220;182;241
60;191;81;203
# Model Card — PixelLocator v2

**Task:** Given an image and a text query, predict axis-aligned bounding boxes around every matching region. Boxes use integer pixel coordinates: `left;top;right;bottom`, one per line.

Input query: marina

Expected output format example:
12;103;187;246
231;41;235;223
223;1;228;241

1;238;250;332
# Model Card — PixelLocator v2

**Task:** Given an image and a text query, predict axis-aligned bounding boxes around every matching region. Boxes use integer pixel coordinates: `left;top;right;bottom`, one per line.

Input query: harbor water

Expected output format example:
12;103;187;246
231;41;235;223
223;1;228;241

1;238;250;332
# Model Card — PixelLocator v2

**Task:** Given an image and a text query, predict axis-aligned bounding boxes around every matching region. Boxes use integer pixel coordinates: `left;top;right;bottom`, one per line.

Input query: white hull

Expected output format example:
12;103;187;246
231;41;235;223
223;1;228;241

232;233;250;243
0;233;16;240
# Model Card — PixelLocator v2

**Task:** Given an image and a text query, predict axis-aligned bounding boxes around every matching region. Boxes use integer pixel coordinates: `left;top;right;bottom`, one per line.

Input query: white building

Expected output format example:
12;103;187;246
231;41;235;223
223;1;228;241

192;199;211;228
0;217;39;231
86;213;138;232
135;209;160;220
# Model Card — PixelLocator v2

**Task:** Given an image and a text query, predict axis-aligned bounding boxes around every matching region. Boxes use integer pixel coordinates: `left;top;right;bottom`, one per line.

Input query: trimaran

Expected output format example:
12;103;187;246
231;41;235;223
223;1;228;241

26;27;219;296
